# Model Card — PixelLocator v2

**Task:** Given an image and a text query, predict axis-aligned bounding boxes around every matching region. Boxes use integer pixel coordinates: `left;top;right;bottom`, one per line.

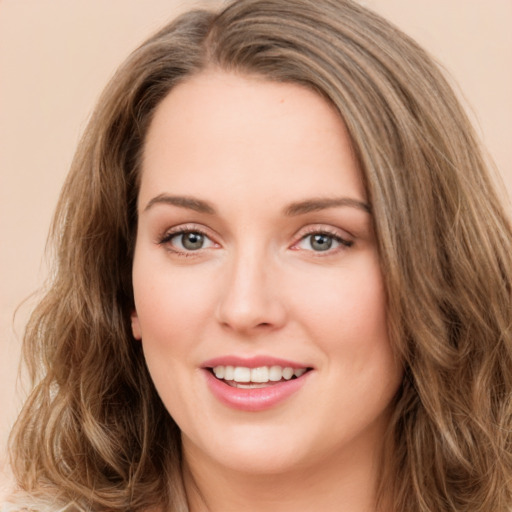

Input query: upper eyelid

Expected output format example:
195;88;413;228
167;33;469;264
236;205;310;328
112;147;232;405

158;223;215;241
156;222;353;246
157;226;218;256
293;224;353;240
295;232;352;248
290;224;354;251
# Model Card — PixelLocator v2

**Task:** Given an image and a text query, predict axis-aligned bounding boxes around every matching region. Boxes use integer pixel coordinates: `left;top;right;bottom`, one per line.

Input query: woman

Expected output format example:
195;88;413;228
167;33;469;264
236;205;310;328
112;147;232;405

6;0;512;510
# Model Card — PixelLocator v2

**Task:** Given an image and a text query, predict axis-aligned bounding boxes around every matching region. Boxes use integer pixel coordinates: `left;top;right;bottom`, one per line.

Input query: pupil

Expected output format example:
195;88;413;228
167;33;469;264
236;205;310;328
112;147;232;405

183;232;204;250
311;234;332;251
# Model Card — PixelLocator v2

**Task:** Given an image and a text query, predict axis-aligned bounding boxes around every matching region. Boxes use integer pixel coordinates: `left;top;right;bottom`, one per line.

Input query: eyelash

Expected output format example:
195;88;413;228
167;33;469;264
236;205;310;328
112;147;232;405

157;225;353;257
158;225;214;257
293;227;353;255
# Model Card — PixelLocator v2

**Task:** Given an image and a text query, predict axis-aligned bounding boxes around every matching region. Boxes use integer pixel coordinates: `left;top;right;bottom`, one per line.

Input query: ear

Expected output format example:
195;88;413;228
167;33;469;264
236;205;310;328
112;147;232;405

130;310;142;340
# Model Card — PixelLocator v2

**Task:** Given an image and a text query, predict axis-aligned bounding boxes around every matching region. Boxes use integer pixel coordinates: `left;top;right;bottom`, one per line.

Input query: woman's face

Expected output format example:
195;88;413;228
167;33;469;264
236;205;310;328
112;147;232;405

131;71;402;475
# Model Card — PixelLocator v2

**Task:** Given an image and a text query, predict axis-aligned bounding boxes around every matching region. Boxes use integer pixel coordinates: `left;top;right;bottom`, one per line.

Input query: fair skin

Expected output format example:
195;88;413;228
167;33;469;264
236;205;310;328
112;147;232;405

131;70;402;512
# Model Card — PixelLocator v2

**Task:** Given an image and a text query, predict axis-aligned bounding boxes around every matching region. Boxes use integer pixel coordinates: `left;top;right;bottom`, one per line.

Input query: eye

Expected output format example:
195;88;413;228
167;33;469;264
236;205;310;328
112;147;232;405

160;229;216;252
295;231;353;252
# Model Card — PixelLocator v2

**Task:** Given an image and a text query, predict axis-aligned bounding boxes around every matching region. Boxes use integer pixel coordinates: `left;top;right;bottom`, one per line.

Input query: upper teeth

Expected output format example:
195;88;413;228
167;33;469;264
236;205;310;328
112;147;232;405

212;365;307;383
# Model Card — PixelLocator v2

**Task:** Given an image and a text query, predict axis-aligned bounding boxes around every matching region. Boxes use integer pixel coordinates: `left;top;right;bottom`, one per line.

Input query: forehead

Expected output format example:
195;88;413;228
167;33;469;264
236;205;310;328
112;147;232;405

139;70;366;210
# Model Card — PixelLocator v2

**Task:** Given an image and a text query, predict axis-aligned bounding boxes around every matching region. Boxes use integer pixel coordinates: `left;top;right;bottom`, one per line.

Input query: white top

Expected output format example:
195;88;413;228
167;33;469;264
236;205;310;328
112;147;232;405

1;501;74;512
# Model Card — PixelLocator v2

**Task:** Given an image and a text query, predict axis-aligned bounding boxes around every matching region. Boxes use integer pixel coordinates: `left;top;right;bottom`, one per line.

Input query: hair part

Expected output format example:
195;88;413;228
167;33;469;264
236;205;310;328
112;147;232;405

9;1;512;511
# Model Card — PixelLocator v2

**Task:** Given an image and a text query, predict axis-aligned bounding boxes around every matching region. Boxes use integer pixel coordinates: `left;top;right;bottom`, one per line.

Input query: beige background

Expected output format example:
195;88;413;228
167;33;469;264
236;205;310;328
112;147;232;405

1;0;511;492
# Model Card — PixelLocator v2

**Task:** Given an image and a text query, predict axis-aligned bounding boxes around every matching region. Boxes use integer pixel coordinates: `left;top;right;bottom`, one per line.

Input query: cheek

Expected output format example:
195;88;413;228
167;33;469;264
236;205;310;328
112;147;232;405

293;256;388;351
294;255;400;393
302;261;400;423
132;258;218;345
131;260;219;413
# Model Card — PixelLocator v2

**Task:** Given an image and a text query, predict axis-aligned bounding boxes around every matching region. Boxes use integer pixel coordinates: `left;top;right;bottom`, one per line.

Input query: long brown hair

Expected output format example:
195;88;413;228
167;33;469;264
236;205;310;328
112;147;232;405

9;0;512;510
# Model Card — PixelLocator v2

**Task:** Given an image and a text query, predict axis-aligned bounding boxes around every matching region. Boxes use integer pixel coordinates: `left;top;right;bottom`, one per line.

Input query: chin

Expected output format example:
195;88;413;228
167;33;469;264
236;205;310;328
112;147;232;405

183;420;328;476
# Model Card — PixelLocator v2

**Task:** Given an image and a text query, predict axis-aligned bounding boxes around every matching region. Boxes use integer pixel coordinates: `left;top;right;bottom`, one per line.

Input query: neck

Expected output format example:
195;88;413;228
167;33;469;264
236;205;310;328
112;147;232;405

182;432;390;512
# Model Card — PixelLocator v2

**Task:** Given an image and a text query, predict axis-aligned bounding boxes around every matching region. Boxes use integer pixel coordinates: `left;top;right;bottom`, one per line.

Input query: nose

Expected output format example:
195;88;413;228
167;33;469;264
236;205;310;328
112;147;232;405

215;247;287;335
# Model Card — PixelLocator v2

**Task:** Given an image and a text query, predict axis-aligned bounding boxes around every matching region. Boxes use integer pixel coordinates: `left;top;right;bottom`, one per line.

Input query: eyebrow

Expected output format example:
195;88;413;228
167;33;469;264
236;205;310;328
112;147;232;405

143;194;216;214
283;197;371;216
143;194;371;216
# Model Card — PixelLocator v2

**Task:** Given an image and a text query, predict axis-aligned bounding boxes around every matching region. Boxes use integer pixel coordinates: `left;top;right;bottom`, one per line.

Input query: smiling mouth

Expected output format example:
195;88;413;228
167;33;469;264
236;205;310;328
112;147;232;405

208;365;312;389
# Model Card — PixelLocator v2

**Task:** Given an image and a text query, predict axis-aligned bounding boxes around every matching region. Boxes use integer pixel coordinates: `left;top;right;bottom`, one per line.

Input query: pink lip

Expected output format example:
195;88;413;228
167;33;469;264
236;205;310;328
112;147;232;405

201;356;313;412
201;355;310;369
